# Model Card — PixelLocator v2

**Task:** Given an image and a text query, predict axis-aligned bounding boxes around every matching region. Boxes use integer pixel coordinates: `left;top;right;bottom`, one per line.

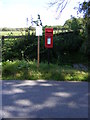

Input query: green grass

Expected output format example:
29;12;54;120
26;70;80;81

1;31;25;36
1;29;69;36
2;60;88;81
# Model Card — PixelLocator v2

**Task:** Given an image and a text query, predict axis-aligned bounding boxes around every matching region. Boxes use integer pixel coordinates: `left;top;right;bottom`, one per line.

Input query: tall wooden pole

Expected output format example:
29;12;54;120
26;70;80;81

37;36;40;67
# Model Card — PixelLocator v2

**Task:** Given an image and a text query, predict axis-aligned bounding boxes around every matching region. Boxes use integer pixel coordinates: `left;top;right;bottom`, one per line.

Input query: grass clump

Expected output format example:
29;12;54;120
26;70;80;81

2;60;88;81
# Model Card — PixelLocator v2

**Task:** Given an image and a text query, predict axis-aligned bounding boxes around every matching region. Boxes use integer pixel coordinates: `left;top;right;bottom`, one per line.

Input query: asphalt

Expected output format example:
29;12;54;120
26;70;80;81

1;80;88;118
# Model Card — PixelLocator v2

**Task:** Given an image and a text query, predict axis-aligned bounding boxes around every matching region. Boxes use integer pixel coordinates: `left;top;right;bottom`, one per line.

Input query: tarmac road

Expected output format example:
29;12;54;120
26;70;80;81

1;80;88;118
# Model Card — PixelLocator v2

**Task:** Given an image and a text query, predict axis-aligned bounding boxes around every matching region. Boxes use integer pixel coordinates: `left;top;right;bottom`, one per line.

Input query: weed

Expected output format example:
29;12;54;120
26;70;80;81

2;60;88;81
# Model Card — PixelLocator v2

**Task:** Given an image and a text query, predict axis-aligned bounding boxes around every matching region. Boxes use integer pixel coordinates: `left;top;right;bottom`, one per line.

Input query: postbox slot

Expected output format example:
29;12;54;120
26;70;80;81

45;29;53;33
45;33;53;36
45;31;53;33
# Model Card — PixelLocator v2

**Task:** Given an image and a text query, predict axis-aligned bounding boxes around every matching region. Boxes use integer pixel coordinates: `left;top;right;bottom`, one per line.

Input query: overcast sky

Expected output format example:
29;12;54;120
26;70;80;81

0;0;85;28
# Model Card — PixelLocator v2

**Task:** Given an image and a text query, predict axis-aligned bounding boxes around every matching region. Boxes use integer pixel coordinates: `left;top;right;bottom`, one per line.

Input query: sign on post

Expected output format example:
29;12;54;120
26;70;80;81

31;14;42;67
36;26;42;36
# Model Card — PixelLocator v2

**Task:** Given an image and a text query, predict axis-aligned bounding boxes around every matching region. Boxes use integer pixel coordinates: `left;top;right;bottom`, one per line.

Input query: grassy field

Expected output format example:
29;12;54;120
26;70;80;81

1;31;24;36
0;31;35;36
0;29;67;36
2;60;88;81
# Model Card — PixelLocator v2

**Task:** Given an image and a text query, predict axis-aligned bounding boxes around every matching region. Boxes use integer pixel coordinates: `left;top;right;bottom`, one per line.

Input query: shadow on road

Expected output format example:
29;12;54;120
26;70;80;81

2;80;88;118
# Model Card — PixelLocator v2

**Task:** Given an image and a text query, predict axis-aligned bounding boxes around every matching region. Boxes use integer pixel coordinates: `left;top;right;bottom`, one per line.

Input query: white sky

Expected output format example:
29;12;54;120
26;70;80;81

0;0;85;28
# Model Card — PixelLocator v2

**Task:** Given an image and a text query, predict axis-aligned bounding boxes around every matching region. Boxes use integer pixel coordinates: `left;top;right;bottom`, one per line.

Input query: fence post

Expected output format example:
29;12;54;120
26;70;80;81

2;36;4;46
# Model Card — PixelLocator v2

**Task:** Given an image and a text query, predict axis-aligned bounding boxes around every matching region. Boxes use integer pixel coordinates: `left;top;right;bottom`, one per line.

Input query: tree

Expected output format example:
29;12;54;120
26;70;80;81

64;17;85;32
78;1;90;20
49;0;89;20
78;1;90;56
48;0;71;19
49;0;90;56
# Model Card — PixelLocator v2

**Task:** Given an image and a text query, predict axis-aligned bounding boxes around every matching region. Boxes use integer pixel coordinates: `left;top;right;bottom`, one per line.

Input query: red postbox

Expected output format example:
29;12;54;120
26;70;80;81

45;28;53;48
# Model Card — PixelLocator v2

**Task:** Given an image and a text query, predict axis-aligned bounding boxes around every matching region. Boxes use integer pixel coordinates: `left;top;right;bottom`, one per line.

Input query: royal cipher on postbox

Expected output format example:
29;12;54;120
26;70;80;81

45;28;53;48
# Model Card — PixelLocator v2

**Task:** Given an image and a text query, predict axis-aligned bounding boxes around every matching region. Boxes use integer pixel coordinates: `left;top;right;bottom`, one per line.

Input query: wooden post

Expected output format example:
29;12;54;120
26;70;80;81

48;48;50;65
37;36;40;67
2;36;4;46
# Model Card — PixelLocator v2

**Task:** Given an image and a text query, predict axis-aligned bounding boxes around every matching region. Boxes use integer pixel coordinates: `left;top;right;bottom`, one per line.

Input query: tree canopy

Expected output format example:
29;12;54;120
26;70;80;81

49;0;90;20
64;17;85;31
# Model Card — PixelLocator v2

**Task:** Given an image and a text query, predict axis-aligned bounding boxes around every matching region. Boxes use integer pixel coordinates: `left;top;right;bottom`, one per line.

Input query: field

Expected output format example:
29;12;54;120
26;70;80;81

1;31;24;36
0;30;36;36
0;29;69;37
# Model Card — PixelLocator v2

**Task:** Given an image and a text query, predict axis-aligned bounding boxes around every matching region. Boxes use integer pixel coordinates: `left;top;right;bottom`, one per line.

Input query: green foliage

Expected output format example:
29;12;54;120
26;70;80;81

63;17;89;57
78;1;90;20
2;35;37;61
2;17;88;65
2;60;88;81
78;1;90;57
64;17;85;32
2;31;87;65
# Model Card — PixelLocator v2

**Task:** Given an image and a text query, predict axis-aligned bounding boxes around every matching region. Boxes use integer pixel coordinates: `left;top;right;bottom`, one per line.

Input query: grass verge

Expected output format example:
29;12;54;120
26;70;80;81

2;60;88;81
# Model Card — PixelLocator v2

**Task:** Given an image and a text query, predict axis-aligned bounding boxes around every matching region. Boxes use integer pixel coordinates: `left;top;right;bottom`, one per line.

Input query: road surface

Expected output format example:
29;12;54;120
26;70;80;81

1;80;88;118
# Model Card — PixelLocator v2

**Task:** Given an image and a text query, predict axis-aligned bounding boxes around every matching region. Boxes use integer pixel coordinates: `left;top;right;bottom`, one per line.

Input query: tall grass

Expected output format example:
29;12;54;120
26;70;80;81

2;60;88;81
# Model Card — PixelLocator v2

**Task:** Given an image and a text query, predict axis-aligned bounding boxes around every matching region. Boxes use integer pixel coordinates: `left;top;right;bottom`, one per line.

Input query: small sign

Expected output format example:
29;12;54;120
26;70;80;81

36;26;42;36
47;38;51;44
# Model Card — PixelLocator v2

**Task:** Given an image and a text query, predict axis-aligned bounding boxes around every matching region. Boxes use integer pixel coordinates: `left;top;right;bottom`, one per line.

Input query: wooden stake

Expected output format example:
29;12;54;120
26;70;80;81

37;36;40;67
